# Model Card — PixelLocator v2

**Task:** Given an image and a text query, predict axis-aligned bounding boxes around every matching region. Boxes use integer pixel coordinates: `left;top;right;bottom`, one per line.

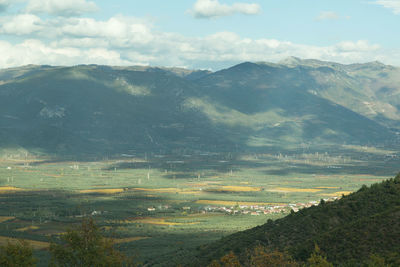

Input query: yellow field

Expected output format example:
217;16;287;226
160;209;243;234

0;236;49;249
184;183;208;187
0;186;24;193
112;217;199;226
133;187;180;193
79;188;125;194
144;194;157;198
217;186;262;192
0;216;15;223
185;181;222;186
43;231;66;237
133;187;202;195
321;191;353;197
315;186;340;189
204;179;222;183
268;187;322;193
196;200;285;206
16;225;40;232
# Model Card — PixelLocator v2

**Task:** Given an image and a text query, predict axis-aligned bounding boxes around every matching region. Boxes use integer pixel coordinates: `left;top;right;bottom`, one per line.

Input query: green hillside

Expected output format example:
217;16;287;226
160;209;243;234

191;173;400;266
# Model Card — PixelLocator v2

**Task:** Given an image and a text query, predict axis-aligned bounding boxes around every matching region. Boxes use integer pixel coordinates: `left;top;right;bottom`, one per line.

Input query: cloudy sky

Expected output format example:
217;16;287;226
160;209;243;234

0;0;399;70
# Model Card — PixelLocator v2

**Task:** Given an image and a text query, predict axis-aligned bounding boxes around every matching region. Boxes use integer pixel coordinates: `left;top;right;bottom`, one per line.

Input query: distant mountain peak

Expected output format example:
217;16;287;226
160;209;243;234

277;57;394;71
362;60;387;68
278;57;342;69
371;60;384;65
278;56;303;66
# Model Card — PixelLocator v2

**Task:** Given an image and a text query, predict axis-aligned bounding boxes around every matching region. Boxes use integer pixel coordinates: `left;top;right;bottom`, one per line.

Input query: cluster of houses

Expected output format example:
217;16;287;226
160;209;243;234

146;197;339;215
198;198;339;215
201;205;287;216
147;205;171;212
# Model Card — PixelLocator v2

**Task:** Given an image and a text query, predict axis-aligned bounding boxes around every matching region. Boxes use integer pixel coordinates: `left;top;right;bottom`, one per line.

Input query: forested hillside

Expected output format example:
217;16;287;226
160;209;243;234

189;173;400;266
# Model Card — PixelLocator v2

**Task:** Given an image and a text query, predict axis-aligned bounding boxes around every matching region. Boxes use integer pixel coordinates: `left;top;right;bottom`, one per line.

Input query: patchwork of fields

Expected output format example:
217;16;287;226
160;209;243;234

0;145;399;266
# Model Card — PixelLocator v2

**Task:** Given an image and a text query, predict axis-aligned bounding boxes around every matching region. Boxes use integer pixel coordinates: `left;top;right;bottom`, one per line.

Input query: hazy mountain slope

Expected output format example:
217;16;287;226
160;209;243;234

190;62;396;146
192;174;400;266
0;65;58;85
278;57;400;129
0;60;399;156
0;65;231;155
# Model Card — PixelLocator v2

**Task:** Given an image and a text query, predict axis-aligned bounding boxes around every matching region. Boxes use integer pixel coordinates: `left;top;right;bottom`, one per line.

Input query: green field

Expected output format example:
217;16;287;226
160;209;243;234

0;145;399;266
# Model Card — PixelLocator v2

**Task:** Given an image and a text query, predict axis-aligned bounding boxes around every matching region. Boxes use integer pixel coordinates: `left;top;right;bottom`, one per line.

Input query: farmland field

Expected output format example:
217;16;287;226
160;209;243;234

0;145;399;266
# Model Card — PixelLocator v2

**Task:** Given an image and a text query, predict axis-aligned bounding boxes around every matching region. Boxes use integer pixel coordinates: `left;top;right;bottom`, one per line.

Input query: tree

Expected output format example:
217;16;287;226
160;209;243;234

395;172;400;181
306;245;333;267
220;252;241;267
0;239;37;267
247;245;299;267
208;251;241;267
50;218;134;267
208;260;222;267
366;254;389;267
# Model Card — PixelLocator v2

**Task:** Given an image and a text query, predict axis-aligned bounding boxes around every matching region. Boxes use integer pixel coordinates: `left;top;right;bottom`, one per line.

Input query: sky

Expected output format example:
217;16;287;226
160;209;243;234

0;0;399;70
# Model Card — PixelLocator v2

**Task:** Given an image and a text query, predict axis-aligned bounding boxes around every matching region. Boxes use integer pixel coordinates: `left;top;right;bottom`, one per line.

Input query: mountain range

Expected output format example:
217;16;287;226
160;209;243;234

1;58;399;156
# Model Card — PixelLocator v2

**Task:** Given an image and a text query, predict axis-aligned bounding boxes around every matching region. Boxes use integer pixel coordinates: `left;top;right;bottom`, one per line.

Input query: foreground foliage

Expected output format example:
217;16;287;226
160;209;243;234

207;245;331;267
0;240;37;267
49;218;133;267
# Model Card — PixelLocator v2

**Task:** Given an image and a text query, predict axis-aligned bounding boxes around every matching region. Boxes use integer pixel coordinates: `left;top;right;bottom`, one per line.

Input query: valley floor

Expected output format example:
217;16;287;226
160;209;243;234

0;145;398;266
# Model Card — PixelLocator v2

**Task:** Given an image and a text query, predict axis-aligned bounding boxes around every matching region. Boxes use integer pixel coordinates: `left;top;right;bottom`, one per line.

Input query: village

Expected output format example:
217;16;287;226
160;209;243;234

146;196;339;216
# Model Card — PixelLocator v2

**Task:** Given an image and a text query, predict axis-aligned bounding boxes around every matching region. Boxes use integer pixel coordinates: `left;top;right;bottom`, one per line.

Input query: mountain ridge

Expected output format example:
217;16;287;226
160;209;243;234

0;59;399;156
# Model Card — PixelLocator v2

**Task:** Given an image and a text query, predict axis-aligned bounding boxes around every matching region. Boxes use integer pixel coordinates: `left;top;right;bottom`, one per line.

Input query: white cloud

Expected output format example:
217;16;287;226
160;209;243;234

336;40;380;52
0;39;131;68
0;14;43;35
0;13;397;69
26;0;98;17
59;16;153;46
189;0;261;18
231;3;261;15
375;0;400;14
0;15;154;47
315;11;340;21
52;37;109;48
